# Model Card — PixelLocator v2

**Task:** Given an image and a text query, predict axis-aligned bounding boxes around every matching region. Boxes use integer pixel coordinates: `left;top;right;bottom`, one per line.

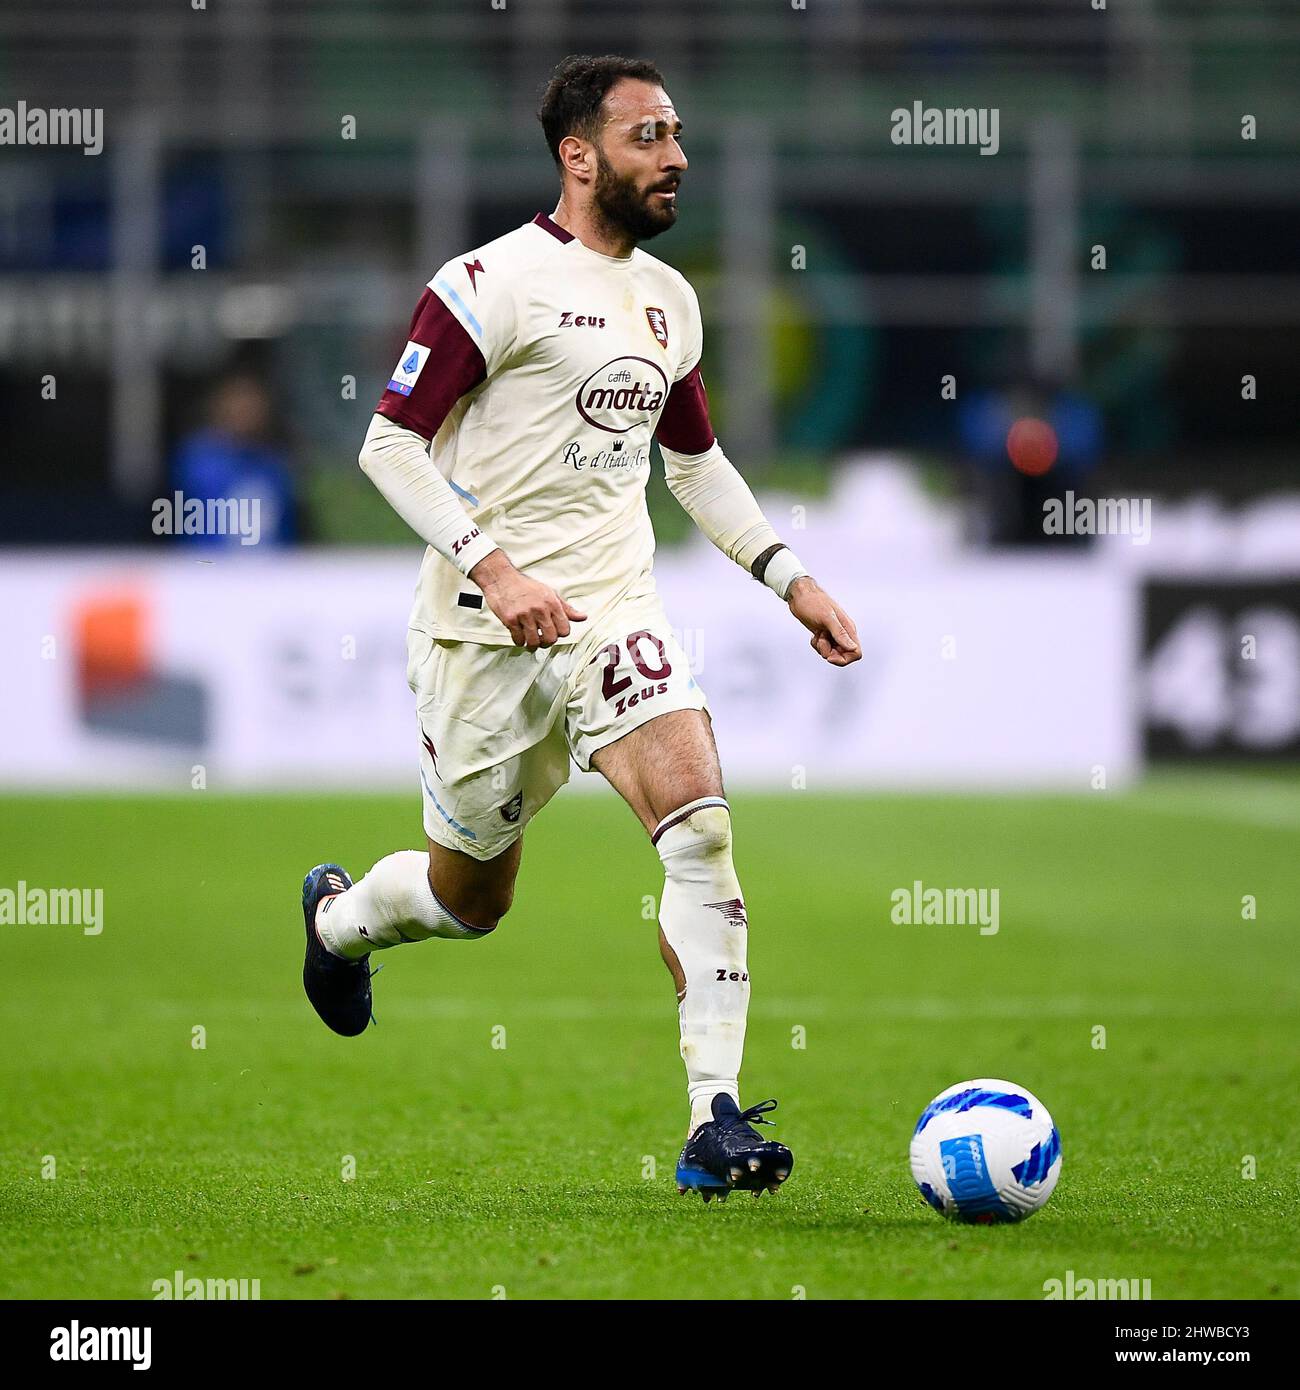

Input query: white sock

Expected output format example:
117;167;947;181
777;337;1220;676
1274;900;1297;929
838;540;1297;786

315;850;493;960
653;797;749;1134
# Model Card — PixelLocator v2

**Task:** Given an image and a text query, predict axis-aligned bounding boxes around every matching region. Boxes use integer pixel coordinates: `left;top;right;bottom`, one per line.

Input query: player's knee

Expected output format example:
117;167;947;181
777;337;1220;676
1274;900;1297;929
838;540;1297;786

685;804;734;861
465;879;515;932
429;868;516;934
656;801;734;872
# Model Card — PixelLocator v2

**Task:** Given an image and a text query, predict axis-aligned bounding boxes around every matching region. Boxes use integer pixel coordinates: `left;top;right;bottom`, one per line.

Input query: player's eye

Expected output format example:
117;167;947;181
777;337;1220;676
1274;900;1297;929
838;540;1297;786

636;125;684;145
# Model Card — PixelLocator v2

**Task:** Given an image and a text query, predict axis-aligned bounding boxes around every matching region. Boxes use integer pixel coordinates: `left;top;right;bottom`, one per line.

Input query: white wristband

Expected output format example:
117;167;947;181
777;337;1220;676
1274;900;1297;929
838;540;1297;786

763;548;809;600
452;529;500;578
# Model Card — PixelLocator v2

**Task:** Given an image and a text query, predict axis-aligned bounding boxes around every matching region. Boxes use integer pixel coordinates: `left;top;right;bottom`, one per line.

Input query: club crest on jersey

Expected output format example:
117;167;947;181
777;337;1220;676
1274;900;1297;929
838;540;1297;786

645;306;669;349
387;340;430;397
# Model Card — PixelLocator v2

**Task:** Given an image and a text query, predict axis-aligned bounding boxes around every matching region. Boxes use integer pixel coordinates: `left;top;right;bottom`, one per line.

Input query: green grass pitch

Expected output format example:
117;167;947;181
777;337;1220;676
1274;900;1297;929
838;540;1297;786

0;774;1296;1300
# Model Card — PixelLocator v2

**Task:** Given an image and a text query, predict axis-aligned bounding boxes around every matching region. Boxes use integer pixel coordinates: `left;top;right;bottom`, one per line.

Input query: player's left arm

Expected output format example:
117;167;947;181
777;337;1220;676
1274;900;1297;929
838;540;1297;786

655;365;860;668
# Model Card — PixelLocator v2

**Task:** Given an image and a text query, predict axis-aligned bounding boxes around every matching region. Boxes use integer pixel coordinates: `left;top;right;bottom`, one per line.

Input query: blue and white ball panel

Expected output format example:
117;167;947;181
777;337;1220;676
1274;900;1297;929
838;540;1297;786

909;1077;1061;1223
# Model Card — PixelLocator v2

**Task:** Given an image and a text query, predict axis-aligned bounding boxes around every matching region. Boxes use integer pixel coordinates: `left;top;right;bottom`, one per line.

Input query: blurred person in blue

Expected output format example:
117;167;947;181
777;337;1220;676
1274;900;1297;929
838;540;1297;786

170;374;297;548
958;376;1103;547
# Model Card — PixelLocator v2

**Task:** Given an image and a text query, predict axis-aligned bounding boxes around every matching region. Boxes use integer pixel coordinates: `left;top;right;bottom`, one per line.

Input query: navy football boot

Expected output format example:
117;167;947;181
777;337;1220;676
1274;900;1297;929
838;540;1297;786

301;863;374;1037
676;1097;794;1202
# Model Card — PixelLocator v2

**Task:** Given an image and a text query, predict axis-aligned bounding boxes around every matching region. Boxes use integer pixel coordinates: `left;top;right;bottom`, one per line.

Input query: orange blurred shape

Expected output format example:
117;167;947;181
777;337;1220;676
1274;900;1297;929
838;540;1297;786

1006;417;1059;476
73;591;151;694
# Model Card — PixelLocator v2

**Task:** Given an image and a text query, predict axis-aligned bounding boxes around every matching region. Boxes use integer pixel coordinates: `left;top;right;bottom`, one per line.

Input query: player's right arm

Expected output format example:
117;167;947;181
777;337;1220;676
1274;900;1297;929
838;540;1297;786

654;276;859;668
359;277;584;648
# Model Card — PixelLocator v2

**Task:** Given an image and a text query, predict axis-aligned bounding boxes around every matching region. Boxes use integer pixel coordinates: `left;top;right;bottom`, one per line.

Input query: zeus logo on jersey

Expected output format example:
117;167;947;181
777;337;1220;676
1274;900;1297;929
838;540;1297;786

558;311;606;328
387;340;430;396
576;356;668;434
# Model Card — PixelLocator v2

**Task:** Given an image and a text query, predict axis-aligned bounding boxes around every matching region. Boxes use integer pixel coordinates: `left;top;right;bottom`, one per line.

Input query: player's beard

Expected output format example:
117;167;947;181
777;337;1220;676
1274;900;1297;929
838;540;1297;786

592;148;678;245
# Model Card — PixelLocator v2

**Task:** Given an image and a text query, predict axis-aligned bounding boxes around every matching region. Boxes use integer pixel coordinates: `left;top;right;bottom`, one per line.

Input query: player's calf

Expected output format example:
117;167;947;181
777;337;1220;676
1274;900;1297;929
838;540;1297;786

313;848;500;960
300;844;516;1036
654;797;753;1134
652;795;796;1200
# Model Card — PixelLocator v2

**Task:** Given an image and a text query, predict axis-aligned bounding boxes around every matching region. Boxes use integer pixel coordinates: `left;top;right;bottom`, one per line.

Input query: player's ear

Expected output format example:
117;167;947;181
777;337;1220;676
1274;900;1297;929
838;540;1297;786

558;134;592;182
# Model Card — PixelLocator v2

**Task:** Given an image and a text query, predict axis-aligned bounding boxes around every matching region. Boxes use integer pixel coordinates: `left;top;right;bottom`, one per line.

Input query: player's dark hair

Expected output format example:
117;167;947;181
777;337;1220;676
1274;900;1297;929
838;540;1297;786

538;54;665;168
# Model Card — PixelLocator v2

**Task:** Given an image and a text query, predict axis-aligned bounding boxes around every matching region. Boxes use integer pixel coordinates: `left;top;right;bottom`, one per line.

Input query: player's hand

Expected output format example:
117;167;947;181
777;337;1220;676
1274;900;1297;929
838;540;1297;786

470;550;586;649
787;576;860;667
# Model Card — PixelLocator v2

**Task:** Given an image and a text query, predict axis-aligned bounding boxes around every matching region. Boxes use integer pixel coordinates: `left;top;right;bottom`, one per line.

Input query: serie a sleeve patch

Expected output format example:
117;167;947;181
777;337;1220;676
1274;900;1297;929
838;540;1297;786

387;341;431;397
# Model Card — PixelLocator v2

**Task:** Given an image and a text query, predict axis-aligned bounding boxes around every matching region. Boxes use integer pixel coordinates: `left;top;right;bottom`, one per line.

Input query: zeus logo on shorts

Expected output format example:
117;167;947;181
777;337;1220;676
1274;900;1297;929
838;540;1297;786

387;340;430;396
499;793;523;824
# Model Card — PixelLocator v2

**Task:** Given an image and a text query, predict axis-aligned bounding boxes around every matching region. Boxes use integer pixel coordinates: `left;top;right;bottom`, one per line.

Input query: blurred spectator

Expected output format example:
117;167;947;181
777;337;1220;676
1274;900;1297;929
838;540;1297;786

958;378;1103;547
170;375;297;548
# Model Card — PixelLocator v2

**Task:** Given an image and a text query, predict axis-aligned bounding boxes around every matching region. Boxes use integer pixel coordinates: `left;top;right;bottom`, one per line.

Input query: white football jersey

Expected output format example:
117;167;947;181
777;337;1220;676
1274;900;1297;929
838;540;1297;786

376;212;715;644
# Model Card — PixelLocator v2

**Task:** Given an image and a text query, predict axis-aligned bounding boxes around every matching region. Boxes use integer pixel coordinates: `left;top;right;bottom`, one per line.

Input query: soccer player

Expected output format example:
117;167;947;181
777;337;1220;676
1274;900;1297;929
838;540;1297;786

300;54;860;1201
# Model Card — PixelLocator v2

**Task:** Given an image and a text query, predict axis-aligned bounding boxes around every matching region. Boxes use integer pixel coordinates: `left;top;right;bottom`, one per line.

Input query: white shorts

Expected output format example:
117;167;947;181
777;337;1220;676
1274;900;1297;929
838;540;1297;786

406;590;709;860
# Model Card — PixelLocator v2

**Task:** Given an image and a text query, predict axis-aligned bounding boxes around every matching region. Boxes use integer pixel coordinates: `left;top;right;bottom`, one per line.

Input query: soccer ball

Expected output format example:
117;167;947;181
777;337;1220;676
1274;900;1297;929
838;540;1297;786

909;1078;1061;1223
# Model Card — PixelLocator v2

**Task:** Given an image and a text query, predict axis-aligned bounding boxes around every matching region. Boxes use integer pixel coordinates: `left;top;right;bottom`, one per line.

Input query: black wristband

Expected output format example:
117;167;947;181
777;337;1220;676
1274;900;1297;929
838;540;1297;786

750;542;787;583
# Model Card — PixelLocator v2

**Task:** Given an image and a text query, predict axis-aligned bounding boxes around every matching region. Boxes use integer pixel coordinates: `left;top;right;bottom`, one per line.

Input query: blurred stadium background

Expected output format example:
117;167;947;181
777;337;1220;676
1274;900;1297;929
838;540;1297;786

1;0;1298;1304
1;0;1296;790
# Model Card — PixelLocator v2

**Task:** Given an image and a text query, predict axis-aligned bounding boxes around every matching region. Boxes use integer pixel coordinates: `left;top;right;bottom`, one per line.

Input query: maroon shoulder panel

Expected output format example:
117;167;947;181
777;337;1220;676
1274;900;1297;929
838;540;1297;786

375;288;487;441
654;363;716;454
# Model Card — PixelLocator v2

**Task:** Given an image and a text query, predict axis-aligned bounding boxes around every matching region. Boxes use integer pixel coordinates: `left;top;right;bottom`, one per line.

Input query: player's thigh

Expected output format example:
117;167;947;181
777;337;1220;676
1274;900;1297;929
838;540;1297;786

411;631;567;922
568;599;719;833
426;832;523;924
590;708;724;836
